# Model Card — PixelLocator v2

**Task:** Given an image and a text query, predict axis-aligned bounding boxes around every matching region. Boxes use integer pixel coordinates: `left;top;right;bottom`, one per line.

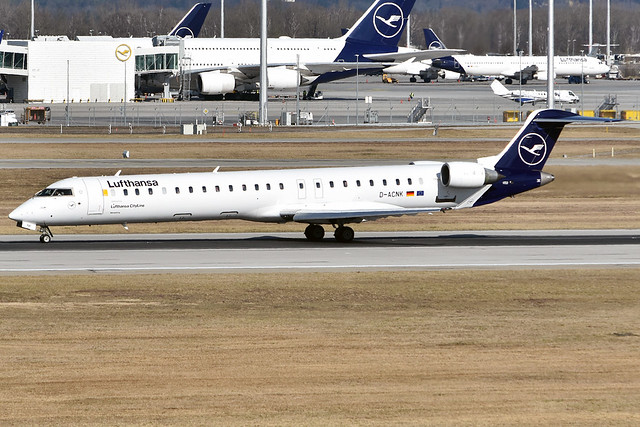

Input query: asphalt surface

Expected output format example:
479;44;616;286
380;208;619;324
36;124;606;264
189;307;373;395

1;230;638;274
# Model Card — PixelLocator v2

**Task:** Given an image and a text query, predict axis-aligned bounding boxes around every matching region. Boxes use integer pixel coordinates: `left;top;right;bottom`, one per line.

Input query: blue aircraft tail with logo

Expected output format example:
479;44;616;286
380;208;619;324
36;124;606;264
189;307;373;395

0;30;4;44
168;2;212;38
338;0;416;61
424;28;446;49
474;109;615;206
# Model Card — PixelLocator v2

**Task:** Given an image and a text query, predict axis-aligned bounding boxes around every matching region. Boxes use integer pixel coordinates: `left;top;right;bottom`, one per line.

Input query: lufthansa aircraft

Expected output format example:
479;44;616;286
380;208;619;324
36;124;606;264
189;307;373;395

10;110;608;243
183;0;460;97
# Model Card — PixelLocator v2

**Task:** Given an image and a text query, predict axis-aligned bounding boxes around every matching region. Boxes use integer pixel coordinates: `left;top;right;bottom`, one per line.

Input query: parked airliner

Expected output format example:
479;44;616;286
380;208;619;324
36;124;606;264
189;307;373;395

491;79;579;105
10;110;607;243
429;27;609;84
182;0;459;97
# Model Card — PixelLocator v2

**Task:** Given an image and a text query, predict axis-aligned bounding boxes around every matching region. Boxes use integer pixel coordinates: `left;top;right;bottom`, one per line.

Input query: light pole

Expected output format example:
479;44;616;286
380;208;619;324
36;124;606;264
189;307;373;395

355;54;359;126
580;50;584;114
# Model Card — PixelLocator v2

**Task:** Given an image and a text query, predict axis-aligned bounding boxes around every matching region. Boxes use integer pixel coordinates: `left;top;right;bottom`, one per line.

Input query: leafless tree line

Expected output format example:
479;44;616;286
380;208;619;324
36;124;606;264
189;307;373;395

1;0;638;54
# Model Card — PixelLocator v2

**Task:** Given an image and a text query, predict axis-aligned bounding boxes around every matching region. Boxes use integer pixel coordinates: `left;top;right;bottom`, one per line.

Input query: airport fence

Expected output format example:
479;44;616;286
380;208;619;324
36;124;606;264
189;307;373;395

7;98;520;131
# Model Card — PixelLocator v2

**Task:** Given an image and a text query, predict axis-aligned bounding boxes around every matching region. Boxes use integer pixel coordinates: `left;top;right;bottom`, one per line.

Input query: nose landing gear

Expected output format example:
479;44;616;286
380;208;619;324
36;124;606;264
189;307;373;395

39;226;53;243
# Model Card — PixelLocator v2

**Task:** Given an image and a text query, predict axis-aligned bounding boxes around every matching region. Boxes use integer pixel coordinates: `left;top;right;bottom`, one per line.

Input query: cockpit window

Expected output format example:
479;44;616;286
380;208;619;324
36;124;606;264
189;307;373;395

35;188;73;197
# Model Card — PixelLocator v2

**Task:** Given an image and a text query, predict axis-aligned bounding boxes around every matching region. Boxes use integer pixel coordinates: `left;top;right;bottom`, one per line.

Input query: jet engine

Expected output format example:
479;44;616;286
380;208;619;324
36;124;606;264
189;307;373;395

267;68;301;90
197;72;236;95
536;72;556;81
440;162;501;188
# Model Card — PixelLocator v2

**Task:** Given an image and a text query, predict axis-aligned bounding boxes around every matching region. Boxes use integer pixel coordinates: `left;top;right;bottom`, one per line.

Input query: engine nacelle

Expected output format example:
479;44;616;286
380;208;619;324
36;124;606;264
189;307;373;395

267;68;300;90
440;162;501;188
536;72;556;81
197;72;236;95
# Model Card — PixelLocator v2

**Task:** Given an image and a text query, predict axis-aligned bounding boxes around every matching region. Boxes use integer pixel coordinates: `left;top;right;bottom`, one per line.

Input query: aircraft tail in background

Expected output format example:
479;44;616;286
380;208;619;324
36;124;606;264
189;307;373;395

339;0;416;60
0;30;4;43
168;2;212;38
423;28;447;49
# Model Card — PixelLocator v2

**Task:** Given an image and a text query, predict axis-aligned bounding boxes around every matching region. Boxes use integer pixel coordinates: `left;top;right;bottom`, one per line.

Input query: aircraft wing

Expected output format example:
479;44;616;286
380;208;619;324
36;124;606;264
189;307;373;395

284;203;441;224
301;61;388;75
363;48;464;62
502;64;539;79
188;62;387;80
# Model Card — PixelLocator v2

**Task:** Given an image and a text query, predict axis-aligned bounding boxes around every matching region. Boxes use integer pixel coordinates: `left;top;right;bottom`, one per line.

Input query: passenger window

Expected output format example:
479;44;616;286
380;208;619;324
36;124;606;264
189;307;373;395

229;185;234;192
316;182;321;189
255;184;259;191
299;182;304;189
189;186;194;193
202;186;207;193
242;184;247;191
343;180;348;188
408;178;412;185
175;187;180;194
369;180;374;186
383;179;387;186
329;181;334;188
356;180;361;187
162;187;167;195
148;188;153;195
135;189;140;196
215;185;220;192
396;179;400;185
279;183;284;190
266;183;271;190
124;189;129;196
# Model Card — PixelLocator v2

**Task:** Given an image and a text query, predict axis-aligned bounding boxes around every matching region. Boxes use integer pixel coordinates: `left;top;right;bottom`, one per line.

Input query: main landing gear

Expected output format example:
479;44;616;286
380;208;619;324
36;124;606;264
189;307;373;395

39;226;53;243
304;224;355;243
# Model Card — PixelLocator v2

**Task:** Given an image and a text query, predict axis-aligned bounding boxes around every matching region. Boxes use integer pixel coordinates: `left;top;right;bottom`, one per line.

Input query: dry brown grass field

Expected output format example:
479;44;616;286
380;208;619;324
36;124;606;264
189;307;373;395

1;271;640;424
1;126;639;424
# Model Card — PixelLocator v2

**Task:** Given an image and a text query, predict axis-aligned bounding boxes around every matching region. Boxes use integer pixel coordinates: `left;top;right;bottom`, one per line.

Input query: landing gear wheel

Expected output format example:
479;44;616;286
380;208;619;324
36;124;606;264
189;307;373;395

410;76;417;83
304;224;325;241
38;226;53;244
334;226;355;243
505;78;513;85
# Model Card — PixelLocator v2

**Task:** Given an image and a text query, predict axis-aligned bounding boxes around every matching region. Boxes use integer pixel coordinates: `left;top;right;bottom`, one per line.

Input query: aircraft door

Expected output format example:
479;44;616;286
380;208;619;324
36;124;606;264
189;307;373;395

83;178;104;215
296;179;306;199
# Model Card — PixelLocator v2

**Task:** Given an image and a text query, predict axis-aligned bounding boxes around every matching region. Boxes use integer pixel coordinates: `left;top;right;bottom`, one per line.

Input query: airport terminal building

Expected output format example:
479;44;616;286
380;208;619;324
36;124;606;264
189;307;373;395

0;35;179;103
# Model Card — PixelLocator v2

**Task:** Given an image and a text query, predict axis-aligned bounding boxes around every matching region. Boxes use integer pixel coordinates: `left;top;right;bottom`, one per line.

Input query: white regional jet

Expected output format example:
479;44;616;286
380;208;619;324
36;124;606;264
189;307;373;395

183;0;460;97
10;110;608;243
490;79;579;105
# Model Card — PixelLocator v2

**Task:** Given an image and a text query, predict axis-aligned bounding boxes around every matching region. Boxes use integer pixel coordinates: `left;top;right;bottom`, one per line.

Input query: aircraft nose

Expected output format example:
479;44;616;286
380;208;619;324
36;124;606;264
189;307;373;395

8;205;24;222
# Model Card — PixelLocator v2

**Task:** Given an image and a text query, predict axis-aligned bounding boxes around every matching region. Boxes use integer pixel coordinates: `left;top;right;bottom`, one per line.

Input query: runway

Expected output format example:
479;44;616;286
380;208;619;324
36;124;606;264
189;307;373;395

1;230;638;274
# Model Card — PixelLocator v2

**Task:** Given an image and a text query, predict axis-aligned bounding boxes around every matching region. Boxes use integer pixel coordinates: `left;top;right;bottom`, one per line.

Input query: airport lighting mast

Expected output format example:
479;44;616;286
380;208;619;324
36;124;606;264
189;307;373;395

547;0;555;108
31;0;35;40
259;0;268;125
529;0;532;56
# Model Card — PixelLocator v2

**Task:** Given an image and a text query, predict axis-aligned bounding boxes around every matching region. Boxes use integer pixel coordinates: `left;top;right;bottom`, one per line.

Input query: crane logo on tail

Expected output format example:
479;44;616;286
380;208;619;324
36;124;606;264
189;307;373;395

373;3;404;38
518;133;547;166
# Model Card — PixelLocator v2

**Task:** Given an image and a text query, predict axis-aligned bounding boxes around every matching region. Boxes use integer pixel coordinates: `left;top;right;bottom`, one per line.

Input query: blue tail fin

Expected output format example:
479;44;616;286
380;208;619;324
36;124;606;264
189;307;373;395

481;109;583;174
0;30;4;44
423;28;446;49
338;0;416;61
168;2;212;38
